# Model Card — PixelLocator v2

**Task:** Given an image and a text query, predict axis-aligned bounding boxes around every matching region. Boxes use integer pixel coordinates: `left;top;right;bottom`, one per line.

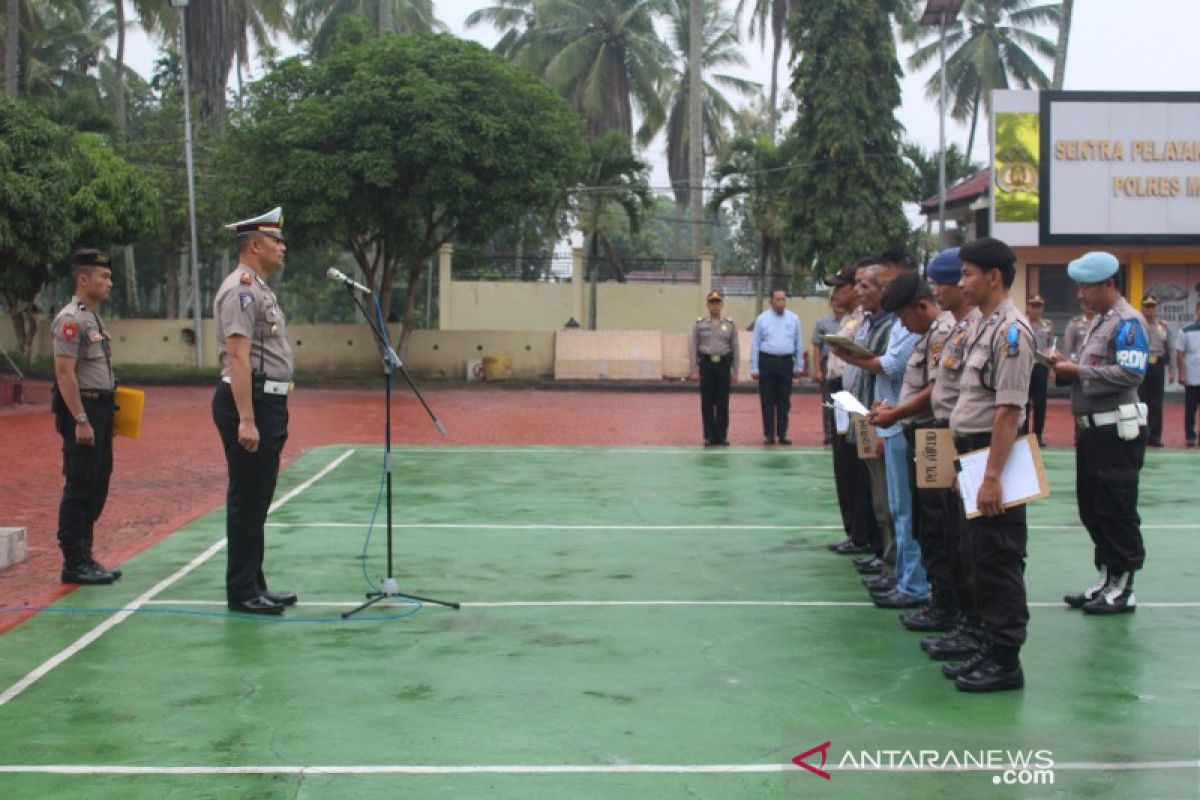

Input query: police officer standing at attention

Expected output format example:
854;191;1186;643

51;249;123;585
212;208;297;615
1025;295;1053;447
946;237;1034;693
1138;294;1173;447
1050;252;1147;615
689;290;739;446
750;289;803;445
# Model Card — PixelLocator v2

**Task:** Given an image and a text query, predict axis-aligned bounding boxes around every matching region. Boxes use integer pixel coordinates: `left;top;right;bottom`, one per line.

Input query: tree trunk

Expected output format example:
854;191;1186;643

767;21;783;141
398;258;424;350
123;245;141;315
378;0;392;35
1052;0;1073;90
115;0;126;134
7;297;37;362
754;232;768;317
4;0;18;96
688;0;704;260
965;86;981;163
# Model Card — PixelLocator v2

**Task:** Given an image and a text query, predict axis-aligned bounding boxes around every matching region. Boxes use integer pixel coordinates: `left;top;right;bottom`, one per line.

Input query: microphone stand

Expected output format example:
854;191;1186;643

339;284;459;617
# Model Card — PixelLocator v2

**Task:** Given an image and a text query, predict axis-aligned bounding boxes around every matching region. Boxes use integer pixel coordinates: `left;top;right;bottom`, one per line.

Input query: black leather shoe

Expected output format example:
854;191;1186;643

900;605;959;632
863;575;894;591
941;648;991;680
834;540;873;555
777;437;793;445
853;555;877;567
263;590;298;607
89;560;122;580
873;590;928;609
827;538;852;552
717;440;730;446
61;564;117;585
855;557;885;575
955;659;1024;692
763;437;775;445
228;596;285;615
924;630;983;661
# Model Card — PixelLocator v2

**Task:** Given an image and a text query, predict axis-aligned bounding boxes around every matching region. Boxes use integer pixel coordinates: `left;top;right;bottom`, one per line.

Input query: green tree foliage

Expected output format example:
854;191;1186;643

734;0;793;140
901;139;982;205
782;0;911;278
294;0;443;58
221;31;587;340
0;95;157;357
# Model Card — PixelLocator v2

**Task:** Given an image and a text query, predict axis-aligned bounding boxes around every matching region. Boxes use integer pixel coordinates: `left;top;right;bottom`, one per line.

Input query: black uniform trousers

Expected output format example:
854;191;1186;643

1075;423;1146;574
698;355;732;444
1137;359;1166;444
55;392;115;567
955;432;1029;651
906;426;955;611
212;382;289;603
757;353;793;439
829;378;862;541
1024;364;1049;440
1187;385;1200;444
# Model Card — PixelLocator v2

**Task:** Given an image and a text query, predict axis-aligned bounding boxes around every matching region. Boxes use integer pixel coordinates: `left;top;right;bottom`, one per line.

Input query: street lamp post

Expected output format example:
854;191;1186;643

920;0;964;251
171;0;204;367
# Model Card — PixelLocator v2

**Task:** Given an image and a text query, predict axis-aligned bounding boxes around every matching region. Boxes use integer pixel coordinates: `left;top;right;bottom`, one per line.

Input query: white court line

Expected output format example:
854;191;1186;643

266;521;1200;531
0;449;357;708
139;599;1200;609
0;760;1195;775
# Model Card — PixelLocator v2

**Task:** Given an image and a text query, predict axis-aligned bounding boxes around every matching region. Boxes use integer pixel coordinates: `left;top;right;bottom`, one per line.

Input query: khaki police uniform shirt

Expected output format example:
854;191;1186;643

51;296;115;391
1031;317;1055;354
826;306;864;381
930;307;982;423
214;265;294;381
1063;314;1092;362
688;316;739;373
950;299;1034;435
898;310;955;428
1071;296;1147;415
1146;319;1172;361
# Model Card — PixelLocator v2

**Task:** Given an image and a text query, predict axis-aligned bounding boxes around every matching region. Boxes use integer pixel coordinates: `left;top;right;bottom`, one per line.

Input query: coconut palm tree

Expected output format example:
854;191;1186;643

293;0;442;58
464;0;534;59
640;0;757;212
903;0;1059;161
734;0;793;141
231;0;290;104
1052;0;1072;89
20;0;115;101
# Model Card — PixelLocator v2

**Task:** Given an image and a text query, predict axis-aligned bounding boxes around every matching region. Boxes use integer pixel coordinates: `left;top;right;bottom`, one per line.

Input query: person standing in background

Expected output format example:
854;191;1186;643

749;289;803;445
1138;295;1173;447
1025;295;1054;447
811;299;842;446
1176;301;1200;447
688;290;739;446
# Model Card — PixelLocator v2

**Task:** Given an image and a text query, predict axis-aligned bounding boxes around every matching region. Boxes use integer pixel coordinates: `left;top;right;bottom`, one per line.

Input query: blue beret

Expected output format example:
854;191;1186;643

1067;251;1119;284
926;247;962;285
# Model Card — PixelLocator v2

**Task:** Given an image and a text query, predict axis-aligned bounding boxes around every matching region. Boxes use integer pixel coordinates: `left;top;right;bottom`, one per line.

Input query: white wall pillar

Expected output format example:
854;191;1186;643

438;243;453;330
572;247;585;327
699;250;714;310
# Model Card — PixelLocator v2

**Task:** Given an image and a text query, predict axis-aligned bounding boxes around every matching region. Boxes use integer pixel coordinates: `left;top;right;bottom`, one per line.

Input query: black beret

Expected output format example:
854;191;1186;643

959;237;1016;272
880;271;925;313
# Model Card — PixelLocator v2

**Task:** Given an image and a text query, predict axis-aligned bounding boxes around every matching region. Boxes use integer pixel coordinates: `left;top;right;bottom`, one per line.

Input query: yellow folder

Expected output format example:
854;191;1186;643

113;386;145;439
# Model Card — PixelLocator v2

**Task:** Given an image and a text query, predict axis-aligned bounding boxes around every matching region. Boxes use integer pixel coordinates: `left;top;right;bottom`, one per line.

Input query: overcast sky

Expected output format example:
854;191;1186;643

120;0;1200;193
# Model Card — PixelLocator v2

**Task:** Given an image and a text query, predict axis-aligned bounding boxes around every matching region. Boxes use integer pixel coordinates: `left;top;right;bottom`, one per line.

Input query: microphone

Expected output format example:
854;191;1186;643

326;267;372;294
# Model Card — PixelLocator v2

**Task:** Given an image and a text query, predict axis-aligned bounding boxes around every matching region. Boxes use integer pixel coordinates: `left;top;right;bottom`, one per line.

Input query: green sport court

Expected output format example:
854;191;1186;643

0;445;1197;799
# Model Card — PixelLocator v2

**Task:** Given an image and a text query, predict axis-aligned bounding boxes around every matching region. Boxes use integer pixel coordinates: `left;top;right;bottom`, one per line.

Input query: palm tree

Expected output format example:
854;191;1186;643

3;0;19;95
20;0;115;102
1052;0;1072;89
464;0;534;59
640;0;757;212
231;0;290;104
734;0;792;141
293;0;442;58
903;0;1059;161
506;0;672;141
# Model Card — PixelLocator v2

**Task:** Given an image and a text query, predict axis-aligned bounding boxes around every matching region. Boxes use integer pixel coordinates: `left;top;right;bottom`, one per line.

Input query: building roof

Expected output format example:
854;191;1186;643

919;168;990;214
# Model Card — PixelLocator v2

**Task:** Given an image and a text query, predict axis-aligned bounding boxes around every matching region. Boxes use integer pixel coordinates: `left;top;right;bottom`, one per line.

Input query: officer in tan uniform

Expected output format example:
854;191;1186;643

945;237;1034;693
823;264;873;555
688;290;739;446
1025;295;1054;446
1051;252;1147;615
1137;294;1173;447
212;208;297;615
1062;303;1094;365
51;250;123;585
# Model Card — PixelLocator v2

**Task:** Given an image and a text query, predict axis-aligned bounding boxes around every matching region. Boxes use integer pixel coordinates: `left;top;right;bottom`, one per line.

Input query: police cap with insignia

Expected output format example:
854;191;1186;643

67;248;110;277
1141;294;1159;307
822;263;858;287
706;290;723;302
225;207;284;241
925;247;962;286
1067;251;1119;284
958;236;1016;282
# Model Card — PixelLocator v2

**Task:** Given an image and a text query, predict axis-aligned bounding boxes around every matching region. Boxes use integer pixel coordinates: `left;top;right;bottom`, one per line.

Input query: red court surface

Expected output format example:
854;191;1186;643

0;381;1191;632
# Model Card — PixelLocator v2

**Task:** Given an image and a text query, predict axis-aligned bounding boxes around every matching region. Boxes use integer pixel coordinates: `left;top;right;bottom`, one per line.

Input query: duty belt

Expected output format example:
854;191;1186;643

221;376;295;395
79;388;114;400
1075;410;1118;429
1148;355;1161;364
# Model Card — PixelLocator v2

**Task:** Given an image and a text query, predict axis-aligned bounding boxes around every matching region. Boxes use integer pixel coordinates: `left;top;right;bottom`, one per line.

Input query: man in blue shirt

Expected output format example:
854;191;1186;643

750;289;804;444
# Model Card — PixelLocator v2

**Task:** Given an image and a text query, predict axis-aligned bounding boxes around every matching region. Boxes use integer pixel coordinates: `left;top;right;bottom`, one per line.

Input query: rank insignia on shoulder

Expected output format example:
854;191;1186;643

240;273;254;285
1006;323;1020;357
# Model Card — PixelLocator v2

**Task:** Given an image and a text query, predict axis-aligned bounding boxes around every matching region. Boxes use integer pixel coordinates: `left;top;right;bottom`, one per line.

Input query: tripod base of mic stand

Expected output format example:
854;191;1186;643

342;578;460;618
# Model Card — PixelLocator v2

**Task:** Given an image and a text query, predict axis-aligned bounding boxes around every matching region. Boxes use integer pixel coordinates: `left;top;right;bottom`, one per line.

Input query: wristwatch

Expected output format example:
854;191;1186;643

75;413;89;425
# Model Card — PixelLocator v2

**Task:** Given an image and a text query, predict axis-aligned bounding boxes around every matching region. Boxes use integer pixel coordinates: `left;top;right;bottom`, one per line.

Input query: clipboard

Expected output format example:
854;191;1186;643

822;335;874;359
954;434;1049;519
113;386;145;439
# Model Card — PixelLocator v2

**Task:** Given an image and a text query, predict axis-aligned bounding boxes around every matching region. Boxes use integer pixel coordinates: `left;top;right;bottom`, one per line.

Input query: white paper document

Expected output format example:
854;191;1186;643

830;390;870;417
955;435;1048;518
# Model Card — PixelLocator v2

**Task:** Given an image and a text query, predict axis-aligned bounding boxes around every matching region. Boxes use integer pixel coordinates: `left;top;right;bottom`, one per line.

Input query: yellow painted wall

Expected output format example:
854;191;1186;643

448;281;576;330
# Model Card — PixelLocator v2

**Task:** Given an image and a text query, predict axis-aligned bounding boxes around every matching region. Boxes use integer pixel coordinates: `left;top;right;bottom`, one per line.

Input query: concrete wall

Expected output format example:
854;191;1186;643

447;281;575;331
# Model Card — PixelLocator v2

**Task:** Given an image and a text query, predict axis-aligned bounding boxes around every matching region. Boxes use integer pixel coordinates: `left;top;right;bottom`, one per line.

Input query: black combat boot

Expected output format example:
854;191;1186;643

1082;571;1136;615
1064;565;1109;609
955;645;1024;693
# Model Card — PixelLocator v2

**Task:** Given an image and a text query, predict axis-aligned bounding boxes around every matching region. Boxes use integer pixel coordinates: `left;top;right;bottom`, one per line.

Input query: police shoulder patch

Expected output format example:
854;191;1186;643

239;293;253;310
1005;323;1021;358
61;321;79;342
